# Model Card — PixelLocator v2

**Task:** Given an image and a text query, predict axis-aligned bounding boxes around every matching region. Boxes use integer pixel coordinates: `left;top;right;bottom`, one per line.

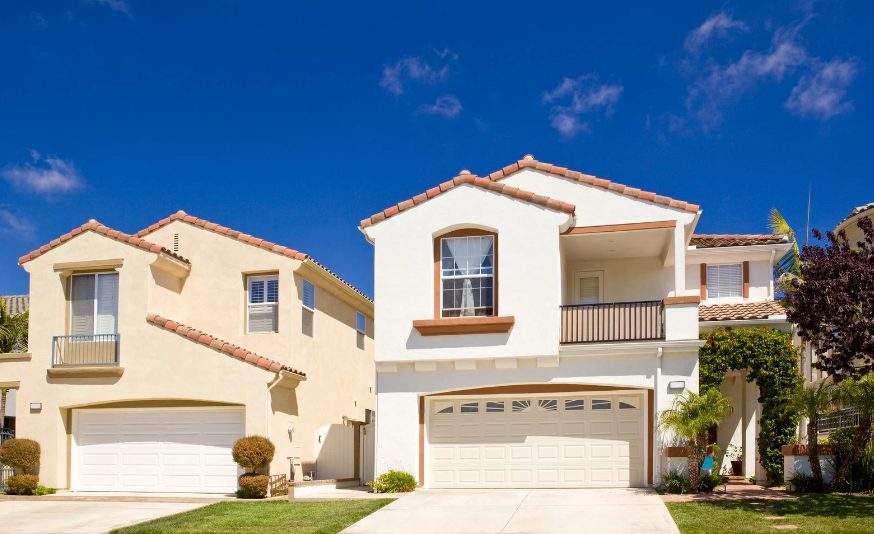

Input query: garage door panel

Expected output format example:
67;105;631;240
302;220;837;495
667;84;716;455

74;408;244;493
429;394;645;488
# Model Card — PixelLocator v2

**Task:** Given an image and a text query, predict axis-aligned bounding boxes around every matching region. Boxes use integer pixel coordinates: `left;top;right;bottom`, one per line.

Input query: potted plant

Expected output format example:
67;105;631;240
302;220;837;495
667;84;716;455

724;444;743;475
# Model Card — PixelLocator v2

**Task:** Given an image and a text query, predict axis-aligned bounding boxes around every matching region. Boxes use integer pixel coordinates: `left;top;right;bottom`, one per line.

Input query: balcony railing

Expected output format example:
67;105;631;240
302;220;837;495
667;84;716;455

52;334;120;367
817;407;862;433
560;301;665;344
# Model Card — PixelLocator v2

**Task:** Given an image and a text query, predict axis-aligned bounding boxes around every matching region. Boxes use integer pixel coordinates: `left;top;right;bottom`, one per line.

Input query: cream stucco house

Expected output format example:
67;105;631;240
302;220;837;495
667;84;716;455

359;154;791;488
4;211;374;493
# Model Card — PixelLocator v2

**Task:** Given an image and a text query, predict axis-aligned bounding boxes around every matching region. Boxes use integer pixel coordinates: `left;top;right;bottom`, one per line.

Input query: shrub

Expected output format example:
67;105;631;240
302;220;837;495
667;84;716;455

231;436;275;473
366;470;417;493
829;426;874;493
662;470;690;494
236;473;269;499
0;439;40;471
5;474;39;495
789;471;815;493
32;485;56;496
698;472;724;492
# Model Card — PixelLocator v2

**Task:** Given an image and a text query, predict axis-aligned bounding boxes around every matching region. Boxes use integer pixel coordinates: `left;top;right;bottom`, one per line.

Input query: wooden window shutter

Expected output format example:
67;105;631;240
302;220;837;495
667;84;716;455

742;261;750;298
700;264;707;300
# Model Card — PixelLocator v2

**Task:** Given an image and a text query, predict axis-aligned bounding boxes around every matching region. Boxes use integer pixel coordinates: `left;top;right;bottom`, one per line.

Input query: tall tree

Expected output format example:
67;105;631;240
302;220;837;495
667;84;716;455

784;218;874;377
785;380;835;492
659;389;733;492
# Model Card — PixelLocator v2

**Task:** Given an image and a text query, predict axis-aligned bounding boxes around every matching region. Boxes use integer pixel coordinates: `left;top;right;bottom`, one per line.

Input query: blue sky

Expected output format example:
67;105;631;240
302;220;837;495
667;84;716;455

1;0;871;298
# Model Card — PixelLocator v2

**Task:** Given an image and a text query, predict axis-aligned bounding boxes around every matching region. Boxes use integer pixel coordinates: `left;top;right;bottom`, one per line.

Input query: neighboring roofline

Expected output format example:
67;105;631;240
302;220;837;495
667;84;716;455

360;172;575;229
360;154;699;230
836;203;874;232
18;220;190;266
137;211;373;306
146;313;306;379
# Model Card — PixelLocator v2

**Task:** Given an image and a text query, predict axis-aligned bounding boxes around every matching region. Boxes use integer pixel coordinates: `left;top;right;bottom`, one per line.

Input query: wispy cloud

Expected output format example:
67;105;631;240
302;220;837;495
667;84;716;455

417;95;462;118
542;75;623;137
2;150;84;196
785;57;859;121
433;48;458;60
380;56;449;96
0;210;35;240
84;0;131;17
684;11;749;52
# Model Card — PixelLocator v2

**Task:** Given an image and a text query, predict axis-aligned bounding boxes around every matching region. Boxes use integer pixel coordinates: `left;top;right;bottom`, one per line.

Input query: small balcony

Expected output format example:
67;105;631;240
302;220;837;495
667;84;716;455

52;334;120;367
560;300;665;344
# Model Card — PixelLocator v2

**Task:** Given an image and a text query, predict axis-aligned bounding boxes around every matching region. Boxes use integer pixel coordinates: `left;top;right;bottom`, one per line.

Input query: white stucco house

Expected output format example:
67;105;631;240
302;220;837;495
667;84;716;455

359;155;792;488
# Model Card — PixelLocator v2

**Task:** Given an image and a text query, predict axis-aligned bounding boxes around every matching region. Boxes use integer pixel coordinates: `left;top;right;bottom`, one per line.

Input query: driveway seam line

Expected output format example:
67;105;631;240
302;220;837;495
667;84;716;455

499;489;531;534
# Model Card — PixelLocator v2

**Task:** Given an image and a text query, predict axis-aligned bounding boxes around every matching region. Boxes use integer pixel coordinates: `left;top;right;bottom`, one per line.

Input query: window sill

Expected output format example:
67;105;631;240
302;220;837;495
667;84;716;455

413;316;515;336
47;366;125;378
0;352;31;361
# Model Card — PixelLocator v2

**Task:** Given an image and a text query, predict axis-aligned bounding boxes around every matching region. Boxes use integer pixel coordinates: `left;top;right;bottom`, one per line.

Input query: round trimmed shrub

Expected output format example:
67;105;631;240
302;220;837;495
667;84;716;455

366;470;417;493
236;473;269;499
231;436;275;472
6;474;39;495
0;439;40;471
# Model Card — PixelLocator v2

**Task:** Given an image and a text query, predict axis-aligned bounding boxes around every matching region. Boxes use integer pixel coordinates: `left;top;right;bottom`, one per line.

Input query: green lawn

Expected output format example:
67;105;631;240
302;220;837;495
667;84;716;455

666;494;874;534
110;499;395;534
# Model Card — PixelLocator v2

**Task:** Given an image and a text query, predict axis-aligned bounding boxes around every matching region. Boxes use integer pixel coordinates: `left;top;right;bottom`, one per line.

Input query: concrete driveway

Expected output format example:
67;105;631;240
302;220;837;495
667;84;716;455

0;500;208;534
342;488;681;534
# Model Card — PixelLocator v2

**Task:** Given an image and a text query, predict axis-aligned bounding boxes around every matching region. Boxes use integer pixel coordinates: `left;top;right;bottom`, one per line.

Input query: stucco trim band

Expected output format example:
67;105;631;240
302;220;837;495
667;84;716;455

0;353;31;361
47;366;125;378
413;316;516;336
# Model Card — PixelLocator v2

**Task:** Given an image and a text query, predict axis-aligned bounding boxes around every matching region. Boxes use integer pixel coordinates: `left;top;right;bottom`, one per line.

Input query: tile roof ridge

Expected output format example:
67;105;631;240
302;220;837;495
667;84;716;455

360;172;576;229
18;219;190;265
146;313;306;377
137;211;373;304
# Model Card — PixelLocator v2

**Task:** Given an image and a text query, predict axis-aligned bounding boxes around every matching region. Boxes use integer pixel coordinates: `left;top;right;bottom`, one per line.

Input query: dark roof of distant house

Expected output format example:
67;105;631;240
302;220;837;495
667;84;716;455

690;234;790;248
2;295;28;315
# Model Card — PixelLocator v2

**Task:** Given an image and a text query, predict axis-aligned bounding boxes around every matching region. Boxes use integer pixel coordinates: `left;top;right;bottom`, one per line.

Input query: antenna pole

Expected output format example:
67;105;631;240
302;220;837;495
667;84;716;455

805;185;811;247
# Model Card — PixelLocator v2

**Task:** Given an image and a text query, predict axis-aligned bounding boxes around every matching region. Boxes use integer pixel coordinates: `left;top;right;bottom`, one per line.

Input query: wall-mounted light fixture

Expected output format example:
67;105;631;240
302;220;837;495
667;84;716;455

668;381;686;390
30;402;42;411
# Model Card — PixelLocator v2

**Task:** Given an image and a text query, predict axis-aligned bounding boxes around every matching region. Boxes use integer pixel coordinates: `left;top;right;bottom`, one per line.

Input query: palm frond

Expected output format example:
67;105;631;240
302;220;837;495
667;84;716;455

769;208;802;282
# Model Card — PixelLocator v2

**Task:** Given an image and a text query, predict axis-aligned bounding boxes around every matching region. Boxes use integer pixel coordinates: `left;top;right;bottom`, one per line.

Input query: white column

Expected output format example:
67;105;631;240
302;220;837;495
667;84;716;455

673;225;685;297
742;372;758;479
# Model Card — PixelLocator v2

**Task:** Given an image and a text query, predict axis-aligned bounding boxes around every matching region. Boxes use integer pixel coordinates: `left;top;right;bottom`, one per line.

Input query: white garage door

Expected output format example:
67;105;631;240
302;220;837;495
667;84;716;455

72;407;245;493
428;392;646;488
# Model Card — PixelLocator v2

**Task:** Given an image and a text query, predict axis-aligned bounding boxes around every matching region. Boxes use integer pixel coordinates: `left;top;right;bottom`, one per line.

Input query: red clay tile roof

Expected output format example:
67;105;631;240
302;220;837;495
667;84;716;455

18;219;190;265
146;313;306;377
136;211;372;303
691;234;790;248
360;172;575;228
361;155;700;228
699;300;787;321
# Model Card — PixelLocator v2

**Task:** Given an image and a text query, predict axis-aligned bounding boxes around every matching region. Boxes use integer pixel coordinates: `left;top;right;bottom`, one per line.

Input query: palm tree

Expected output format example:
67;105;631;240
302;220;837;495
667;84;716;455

768;208;802;295
785;379;835;492
827;374;874;493
659;389;733;492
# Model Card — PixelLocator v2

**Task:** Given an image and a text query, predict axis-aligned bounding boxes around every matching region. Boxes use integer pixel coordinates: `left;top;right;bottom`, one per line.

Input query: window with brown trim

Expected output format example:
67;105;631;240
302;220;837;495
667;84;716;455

434;229;497;318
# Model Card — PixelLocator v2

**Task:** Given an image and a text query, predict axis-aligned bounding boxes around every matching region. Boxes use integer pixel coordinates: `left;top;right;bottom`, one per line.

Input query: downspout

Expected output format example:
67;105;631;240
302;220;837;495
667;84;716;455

653;347;663;488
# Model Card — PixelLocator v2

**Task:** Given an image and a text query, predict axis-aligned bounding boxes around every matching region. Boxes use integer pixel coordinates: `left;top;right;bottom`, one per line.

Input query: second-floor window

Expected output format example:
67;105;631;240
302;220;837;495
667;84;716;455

71;272;119;336
356;312;366;350
441;235;494;317
248;275;279;333
706;263;742;298
302;279;315;337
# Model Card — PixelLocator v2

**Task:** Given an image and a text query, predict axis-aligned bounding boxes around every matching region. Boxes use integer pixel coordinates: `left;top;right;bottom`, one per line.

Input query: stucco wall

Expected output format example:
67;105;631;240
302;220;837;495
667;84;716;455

563;256;674;304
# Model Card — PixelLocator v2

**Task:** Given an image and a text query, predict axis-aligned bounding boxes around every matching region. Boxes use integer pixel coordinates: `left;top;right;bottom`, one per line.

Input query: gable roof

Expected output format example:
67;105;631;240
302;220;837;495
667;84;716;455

361;154;700;229
699;300;786;321
690;234;789;248
18;219;190;265
146;313;306;378
137;211;372;304
360;172;575;229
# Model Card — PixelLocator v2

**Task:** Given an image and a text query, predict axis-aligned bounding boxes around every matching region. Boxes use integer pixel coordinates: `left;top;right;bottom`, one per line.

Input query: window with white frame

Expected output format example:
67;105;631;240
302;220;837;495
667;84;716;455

302;279;315;337
440;235;494;317
71;272;119;336
356;312;366;350
706;264;743;298
247;275;279;333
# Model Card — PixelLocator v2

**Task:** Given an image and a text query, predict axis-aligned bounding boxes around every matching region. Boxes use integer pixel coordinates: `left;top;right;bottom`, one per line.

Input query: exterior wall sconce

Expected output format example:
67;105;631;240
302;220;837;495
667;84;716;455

668;381;686;390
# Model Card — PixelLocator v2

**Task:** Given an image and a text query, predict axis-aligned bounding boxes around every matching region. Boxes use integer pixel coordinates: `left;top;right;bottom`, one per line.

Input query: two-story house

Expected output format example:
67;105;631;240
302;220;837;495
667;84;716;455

360;155;790;488
5;211;374;493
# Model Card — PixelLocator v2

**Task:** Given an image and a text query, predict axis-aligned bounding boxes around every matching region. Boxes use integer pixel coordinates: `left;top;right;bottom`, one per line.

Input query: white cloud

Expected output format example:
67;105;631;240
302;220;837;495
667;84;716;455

542;75;623;137
0;210;35;239
684;11;749;52
433;48;458;60
686;26;808;127
2;151;84;195
380;56;450;96
785;57;859;121
417;95;462;118
85;0;131;16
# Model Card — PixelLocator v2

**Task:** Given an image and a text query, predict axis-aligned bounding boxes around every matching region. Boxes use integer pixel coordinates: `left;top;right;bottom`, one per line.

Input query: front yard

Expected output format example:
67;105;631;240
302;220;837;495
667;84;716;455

110;499;395;534
666;494;874;534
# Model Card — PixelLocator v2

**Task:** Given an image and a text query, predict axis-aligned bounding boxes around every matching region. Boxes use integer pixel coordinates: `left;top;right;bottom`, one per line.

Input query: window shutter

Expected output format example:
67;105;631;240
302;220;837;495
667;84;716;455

706;264;743;298
302;308;314;337
579;277;600;305
249;306;278;333
302;280;315;310
71;275;96;335
95;273;119;335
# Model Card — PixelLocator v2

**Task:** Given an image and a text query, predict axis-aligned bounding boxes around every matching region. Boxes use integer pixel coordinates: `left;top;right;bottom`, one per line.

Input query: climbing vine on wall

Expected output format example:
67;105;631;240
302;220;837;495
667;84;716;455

698;328;803;484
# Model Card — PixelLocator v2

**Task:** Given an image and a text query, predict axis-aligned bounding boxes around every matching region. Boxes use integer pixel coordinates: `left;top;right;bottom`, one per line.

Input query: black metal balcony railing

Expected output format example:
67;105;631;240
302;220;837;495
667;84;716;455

817;407;862;433
560;301;665;344
52;334;120;367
